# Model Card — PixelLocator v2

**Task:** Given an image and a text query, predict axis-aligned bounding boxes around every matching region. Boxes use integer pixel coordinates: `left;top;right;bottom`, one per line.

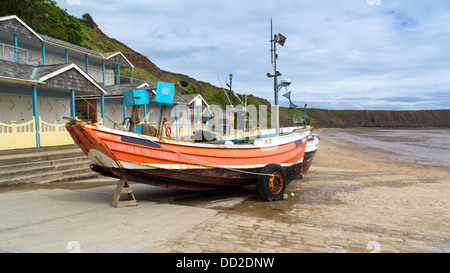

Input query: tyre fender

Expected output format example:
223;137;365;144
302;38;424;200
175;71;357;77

257;164;287;201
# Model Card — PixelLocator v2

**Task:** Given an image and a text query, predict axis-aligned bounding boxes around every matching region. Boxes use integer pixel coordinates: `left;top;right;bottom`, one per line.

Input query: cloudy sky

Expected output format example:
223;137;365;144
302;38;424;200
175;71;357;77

56;0;450;110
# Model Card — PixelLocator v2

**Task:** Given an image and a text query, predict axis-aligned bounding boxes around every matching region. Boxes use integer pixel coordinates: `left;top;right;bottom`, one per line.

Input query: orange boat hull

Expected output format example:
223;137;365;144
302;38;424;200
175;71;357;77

66;120;309;190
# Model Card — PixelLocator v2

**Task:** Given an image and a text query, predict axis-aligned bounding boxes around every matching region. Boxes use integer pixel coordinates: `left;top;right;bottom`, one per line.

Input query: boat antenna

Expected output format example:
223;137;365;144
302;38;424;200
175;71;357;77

266;18;286;136
270;18;274;65
217;75;233;107
282;90;298;109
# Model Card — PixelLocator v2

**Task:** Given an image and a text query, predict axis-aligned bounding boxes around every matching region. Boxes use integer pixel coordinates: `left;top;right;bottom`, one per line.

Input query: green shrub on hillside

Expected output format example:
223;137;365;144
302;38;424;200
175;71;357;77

0;0;83;45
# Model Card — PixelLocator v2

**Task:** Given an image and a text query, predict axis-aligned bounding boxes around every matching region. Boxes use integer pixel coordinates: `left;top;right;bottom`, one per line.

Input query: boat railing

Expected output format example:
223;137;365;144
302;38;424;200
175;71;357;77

111;118;259;142
108;116;308;143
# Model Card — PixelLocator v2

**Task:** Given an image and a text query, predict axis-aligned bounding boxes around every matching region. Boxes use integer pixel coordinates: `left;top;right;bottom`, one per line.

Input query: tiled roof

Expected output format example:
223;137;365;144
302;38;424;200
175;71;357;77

173;94;198;104
40;34;104;58
0;59;35;80
31;63;70;80
105;82;154;96
0;59;106;94
0;15;134;66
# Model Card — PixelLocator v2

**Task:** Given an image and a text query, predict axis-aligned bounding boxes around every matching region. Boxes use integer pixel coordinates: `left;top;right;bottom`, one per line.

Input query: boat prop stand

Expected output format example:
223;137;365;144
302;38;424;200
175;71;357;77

111;179;138;208
128;105;140;133
157;106;167;138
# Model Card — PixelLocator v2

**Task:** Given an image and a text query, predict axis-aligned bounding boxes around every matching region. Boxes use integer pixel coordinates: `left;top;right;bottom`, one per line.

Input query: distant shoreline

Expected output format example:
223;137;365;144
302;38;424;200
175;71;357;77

280;108;450;128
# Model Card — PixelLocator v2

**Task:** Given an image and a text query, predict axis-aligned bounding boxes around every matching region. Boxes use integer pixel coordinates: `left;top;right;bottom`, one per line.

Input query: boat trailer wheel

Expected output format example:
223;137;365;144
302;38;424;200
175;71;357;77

257;164;287;201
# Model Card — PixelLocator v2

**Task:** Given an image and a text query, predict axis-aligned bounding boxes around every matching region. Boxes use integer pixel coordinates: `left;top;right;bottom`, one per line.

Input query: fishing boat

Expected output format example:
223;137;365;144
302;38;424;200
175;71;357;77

302;133;319;173
66;79;311;201
66;114;310;201
65;19;313;202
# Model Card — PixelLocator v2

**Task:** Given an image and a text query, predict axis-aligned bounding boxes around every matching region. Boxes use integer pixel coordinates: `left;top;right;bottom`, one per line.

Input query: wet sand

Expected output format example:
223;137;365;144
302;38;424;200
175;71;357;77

317;128;450;166
149;128;450;252
1;128;449;252
313;128;450;176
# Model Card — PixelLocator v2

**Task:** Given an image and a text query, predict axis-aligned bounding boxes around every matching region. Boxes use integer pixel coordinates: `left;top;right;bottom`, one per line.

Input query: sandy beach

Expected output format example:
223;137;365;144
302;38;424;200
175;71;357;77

149;128;450;253
0;128;449;253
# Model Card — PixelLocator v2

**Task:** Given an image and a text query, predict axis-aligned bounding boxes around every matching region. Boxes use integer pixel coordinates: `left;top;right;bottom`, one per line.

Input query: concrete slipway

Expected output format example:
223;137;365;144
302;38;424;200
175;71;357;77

0;178;246;253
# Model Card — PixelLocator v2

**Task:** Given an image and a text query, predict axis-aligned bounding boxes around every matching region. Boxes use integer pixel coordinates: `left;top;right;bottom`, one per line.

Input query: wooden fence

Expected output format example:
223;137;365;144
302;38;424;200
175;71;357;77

0;117;74;150
38;117;74;147
0;117;36;150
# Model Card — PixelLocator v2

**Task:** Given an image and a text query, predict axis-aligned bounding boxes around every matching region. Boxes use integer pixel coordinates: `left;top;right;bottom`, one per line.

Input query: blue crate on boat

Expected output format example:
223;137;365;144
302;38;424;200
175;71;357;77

155;81;175;106
123;90;149;106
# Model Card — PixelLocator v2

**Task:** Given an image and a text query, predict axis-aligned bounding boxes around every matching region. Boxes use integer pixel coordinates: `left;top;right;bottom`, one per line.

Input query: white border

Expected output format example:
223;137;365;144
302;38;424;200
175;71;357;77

105;51;134;68
0;15;44;42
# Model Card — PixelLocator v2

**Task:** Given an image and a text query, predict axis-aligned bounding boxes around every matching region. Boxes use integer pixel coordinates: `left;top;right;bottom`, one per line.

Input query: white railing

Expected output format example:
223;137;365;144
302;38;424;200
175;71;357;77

86;67;150;86
1;42;43;65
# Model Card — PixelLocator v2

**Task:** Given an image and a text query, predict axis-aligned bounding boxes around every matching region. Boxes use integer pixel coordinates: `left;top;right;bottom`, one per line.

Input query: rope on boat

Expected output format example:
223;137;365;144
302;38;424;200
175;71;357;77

80;97;118;125
157;141;274;177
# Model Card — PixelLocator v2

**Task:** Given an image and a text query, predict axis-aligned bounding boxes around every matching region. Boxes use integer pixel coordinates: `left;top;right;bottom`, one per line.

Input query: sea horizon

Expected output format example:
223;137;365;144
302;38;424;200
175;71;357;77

317;128;450;166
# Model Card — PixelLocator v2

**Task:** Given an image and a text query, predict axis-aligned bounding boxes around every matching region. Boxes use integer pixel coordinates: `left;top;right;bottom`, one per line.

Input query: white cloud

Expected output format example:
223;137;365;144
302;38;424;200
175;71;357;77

55;0;450;110
66;0;81;6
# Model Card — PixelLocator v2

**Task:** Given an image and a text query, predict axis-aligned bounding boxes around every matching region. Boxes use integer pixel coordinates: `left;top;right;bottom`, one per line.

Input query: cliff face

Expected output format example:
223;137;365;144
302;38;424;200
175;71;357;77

305;109;450;128
86;24;270;111
89;25;170;82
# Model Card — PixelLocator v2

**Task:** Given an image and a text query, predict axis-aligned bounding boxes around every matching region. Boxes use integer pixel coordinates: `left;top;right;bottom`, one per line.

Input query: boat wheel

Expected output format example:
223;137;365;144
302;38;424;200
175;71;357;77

257;164;287;201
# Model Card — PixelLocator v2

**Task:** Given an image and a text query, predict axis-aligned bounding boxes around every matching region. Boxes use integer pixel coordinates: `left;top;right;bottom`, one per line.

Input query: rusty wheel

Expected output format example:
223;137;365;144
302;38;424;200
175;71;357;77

257;164;287;201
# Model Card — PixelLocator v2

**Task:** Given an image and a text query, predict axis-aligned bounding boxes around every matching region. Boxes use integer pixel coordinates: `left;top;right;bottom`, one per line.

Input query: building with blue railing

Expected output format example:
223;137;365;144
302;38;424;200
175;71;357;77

0;15;135;150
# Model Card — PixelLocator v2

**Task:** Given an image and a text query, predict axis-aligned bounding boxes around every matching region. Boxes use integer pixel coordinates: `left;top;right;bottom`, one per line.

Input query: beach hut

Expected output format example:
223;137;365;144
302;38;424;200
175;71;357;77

0;15;134;150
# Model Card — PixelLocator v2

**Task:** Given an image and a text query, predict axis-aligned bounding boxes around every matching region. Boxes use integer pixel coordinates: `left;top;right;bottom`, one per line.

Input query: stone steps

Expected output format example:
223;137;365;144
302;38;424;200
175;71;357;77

0;145;101;186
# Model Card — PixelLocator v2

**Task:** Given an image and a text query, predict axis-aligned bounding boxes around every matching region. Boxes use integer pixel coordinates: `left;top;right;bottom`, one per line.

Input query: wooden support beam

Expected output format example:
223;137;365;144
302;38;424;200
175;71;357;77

111;179;137;208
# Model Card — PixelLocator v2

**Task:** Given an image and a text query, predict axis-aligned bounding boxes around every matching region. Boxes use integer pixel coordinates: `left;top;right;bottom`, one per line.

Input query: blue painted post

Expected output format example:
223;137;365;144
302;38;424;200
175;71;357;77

101;94;105;125
65;49;69;63
71;89;76;146
32;85;40;148
71;90;76;118
85;55;89;73
130;67;133;83
117;65;120;84
123;97;127;127
102;60;106;86
41;43;45;65
14;35;18;62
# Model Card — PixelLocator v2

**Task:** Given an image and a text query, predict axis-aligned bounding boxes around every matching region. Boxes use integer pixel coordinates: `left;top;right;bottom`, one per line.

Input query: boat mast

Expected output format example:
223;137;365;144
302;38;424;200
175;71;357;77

272;19;280;136
267;18;286;136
